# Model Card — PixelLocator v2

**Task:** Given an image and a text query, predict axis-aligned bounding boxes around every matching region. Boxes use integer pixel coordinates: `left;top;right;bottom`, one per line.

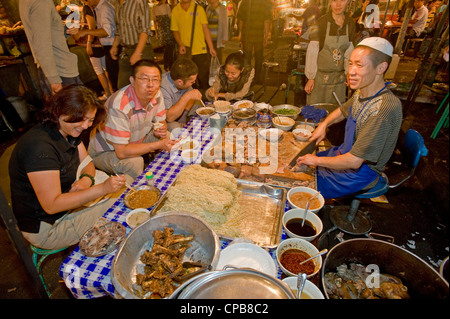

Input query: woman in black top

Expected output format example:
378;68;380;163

9;85;127;250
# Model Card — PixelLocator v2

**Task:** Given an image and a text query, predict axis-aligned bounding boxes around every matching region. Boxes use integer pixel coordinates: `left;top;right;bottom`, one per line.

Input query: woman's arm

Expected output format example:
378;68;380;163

27;170;125;215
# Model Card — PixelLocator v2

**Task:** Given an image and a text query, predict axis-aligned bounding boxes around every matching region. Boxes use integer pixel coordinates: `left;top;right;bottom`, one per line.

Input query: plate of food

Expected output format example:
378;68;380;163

79;218;126;257
233;100;254;110
124;185;161;210
216;242;277;277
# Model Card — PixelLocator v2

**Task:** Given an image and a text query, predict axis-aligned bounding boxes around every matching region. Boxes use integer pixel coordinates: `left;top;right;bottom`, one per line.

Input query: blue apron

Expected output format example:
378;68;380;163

316;84;389;199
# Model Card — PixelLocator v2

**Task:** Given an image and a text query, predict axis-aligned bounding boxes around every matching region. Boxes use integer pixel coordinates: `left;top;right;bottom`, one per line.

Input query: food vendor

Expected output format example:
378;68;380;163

304;0;356;105
296;37;402;199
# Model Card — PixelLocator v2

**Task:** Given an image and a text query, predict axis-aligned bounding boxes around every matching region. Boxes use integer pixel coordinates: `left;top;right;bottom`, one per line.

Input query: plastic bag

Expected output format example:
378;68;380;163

208;56;221;86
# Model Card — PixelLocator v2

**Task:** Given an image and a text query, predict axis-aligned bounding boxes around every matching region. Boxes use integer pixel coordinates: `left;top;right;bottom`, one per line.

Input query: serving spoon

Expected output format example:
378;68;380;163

299;248;328;266
297;272;307;299
301;191;320;227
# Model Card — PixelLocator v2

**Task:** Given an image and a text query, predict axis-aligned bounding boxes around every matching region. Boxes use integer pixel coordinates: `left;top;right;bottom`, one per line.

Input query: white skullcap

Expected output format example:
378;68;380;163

357;37;394;57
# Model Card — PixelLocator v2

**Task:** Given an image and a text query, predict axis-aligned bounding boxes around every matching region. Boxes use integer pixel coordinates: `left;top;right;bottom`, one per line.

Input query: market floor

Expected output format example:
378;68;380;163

0;43;448;299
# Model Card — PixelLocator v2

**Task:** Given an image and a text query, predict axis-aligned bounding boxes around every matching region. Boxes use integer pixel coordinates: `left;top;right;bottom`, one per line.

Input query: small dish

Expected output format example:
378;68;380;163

282;208;323;242
123;185;161;210
287;186;324;213
233;100;254;110
180;149;200;163
276;238;322;278
292;128;312;142
282;277;325;299
126;208;151;229
259;128;283;142
196;107;215;119
79;219;126;257
216;242;277;277
272;116;295;131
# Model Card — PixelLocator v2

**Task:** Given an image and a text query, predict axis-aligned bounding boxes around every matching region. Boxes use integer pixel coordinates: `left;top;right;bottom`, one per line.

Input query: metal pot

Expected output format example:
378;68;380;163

171;267;296;299
111;211;221;299
321;238;449;299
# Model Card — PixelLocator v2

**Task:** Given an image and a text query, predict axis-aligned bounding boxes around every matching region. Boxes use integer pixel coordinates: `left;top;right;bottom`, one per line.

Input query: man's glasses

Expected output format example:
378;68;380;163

135;76;160;84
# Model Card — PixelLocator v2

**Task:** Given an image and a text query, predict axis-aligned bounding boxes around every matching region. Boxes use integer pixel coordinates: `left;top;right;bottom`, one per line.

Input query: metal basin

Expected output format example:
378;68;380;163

111;211;221;299
171;267;296;299
321;238;449;299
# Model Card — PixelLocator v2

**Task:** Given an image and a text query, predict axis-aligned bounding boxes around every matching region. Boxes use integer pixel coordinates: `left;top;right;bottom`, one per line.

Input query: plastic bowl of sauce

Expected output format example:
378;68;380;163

126;208;151;229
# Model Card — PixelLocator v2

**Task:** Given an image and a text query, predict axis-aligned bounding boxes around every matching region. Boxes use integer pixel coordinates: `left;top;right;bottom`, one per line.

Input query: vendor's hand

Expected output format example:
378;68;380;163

310;122;327;145
296;154;318;167
102;175;126;194
305;79;315;94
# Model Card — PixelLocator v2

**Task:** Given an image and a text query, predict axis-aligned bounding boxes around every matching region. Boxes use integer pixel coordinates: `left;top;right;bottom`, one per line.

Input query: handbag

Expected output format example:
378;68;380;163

179;4;197;58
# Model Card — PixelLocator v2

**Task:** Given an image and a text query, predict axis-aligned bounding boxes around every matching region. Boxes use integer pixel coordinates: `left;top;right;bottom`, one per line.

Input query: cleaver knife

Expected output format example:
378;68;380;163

288;140;317;168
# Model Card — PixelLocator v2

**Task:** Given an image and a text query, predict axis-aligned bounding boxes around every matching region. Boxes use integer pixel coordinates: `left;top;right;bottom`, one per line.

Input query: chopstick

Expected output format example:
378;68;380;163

115;174;135;192
199;99;207;108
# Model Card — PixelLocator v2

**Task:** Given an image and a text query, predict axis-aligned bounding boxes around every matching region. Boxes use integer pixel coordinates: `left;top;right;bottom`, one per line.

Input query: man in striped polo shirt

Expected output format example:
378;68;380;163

296;37;402;199
88;60;177;179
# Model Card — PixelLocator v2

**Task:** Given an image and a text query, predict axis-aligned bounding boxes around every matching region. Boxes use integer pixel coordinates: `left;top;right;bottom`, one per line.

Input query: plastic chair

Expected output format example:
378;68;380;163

30;245;68;297
329;129;428;235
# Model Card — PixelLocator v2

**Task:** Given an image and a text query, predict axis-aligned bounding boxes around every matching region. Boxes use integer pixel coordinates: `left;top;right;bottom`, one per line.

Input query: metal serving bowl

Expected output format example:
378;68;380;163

111;211;221;299
271;104;302;120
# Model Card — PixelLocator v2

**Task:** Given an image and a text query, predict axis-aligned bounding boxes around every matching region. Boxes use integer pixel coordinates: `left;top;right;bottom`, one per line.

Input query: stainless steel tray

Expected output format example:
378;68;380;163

151;178;286;249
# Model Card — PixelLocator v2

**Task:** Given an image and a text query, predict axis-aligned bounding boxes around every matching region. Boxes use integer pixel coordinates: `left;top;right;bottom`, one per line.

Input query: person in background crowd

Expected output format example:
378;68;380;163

205;50;255;102
237;0;272;84
171;0;217;91
160;57;203;130
390;0;429;51
9;85;127;250
20;0;82;97
68;0;113;100
154;0;177;71
68;0;118;92
110;0;154;90
287;0;321;40
297;37;402;200
206;0;228;63
358;0;380;37
226;0;235;40
88;60;176;179
304;0;355;105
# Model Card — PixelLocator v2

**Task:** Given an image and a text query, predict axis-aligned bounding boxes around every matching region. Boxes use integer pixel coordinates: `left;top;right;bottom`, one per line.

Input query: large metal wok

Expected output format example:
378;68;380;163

321;238;449;299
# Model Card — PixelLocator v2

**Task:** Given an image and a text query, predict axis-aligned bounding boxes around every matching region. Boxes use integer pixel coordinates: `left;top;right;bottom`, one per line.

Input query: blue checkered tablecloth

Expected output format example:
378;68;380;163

59;115;289;299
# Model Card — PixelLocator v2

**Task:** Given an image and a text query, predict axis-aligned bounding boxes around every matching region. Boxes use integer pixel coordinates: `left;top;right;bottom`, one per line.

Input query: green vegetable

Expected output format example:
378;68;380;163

274;108;298;115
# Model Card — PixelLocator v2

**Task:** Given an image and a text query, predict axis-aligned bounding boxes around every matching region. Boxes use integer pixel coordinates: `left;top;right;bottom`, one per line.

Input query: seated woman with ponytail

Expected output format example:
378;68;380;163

205;51;255;102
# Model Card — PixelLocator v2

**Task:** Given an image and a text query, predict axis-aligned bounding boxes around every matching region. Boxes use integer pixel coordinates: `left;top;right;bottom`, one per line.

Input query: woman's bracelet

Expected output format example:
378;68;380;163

79;173;95;187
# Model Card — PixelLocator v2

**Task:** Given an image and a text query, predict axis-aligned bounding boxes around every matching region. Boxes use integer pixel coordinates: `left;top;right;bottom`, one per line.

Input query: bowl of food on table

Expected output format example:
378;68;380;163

287;186;324;213
233;100;254;110
124;185;161;210
276;237;322;278
126;208;151;229
282;208;323;242
271;104;302;120
196;107;215;119
292;128;312;142
272;116;295;131
282;276;325;299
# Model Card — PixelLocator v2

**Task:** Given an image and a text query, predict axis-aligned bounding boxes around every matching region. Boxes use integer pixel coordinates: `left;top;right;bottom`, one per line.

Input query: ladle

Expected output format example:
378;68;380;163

301;191;320;227
299;248;328;265
297;272;307;299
